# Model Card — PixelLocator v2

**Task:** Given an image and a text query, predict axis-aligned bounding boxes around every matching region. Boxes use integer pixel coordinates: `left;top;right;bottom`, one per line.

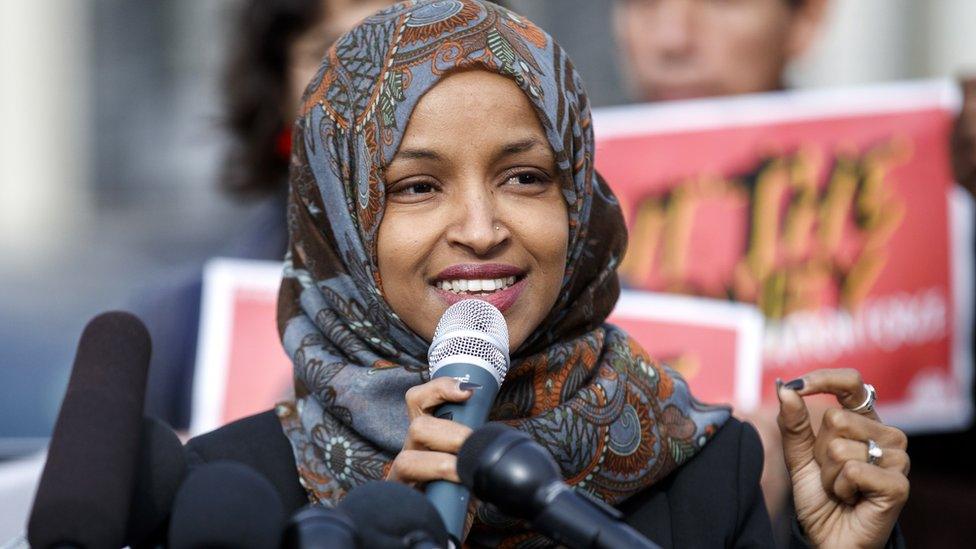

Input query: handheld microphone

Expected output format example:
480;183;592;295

167;461;285;549
425;299;510;544
458;424;660;549
124;416;188;547
27;311;151;549
281;504;356;549
340;481;449;549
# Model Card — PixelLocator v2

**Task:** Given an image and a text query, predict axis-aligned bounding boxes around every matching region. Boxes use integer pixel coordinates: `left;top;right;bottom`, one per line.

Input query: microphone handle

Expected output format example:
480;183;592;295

533;489;660;549
427;363;500;544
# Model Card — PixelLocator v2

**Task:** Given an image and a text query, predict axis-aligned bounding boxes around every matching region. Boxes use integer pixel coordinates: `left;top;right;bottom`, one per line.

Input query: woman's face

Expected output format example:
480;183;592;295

378;71;569;352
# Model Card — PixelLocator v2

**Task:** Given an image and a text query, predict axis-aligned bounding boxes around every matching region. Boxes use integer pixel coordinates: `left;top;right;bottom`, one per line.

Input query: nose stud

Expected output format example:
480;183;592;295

494;225;500;231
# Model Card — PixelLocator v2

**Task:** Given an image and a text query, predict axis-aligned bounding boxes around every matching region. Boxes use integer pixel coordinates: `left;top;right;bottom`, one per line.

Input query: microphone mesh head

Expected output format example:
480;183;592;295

429;299;510;383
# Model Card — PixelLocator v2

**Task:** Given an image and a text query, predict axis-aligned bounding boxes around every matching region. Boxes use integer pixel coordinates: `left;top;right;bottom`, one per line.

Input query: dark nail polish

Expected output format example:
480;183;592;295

459;382;482;391
784;378;805;391
775;378;783;391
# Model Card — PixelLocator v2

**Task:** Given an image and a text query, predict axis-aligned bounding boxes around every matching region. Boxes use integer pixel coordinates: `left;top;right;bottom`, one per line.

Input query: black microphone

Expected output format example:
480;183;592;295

125;416;188;547
167;461;285;549
458;424;660;549
425;299;510;543
281;504;356;549
340;481;449;549
27;311;152;549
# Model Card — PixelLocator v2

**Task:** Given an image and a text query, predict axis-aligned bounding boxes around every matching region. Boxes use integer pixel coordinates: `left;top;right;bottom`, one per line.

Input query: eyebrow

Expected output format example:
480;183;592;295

393;147;443;161
498;137;546;157
392;137;549;164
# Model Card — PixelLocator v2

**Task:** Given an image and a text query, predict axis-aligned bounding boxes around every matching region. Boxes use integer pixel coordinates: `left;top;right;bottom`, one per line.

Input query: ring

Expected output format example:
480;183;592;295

866;438;883;466
846;383;876;414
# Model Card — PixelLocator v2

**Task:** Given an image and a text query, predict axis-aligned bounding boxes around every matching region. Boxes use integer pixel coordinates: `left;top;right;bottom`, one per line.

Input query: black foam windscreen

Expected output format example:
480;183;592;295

281;504;356;549
168;461;285;549
339;481;449;549
28;311;152;549
456;422;514;488
124;416;187;547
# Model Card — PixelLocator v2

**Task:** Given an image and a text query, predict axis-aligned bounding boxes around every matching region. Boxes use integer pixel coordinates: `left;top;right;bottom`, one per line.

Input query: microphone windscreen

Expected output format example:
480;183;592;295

457;422;516;488
339;481;449;549
125;416;187;546
168;461;285;549
282;504;356;549
28;311;151;549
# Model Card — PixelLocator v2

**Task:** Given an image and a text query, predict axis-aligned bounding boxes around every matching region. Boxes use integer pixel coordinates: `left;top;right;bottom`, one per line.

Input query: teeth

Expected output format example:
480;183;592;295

436;276;519;294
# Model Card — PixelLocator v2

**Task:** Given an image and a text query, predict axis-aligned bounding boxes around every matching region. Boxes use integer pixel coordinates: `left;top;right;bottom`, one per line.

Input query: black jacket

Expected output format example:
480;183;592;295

185;411;900;548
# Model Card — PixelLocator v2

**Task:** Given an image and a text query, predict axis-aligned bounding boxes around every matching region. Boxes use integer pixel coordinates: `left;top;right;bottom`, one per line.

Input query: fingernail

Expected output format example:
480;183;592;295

775;378;784;402
784;378;804;391
459;381;482;391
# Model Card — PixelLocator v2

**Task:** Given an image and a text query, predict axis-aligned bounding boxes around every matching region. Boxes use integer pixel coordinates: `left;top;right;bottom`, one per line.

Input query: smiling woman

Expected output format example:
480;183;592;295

184;1;909;547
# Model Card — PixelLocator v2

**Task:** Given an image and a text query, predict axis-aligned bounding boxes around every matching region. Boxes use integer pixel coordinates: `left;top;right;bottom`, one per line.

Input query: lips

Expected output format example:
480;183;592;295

431;263;527;312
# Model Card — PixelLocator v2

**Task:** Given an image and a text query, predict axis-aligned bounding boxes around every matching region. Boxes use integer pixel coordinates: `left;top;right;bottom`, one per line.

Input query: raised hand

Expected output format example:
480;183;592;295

777;369;909;549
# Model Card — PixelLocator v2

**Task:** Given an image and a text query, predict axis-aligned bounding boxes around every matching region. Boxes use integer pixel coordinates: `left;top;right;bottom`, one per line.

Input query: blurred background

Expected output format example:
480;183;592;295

2;0;976;543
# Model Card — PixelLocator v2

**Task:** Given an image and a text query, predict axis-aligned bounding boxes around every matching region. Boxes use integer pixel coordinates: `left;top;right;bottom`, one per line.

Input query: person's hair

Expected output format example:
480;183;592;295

221;0;325;198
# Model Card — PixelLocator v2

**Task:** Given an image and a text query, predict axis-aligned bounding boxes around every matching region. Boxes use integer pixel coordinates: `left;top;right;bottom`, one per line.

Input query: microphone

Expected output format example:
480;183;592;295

340;481;449;549
27;311;152;549
167;461;285;549
425;299;510;543
124;416;188;547
281;504;356;549
457;424;661;549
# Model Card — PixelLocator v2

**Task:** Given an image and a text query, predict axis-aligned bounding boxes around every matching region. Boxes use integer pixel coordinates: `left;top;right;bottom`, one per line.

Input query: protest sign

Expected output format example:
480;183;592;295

595;80;973;431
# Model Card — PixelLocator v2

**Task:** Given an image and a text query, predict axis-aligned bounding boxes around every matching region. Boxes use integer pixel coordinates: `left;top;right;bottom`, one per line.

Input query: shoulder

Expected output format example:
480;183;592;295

185;409;309;513
656;415;763;497
621;417;769;547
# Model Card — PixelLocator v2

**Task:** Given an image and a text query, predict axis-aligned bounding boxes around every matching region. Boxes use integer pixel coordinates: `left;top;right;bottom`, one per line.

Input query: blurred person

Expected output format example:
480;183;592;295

612;0;828;102
612;1;976;544
137;0;394;431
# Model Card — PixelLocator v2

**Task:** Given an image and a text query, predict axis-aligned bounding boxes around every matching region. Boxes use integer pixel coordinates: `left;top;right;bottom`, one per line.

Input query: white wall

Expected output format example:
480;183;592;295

0;0;92;266
793;0;976;88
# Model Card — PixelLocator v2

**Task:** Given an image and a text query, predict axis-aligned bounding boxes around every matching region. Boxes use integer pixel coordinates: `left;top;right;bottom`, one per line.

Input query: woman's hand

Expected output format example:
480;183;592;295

386;377;474;485
777;369;910;549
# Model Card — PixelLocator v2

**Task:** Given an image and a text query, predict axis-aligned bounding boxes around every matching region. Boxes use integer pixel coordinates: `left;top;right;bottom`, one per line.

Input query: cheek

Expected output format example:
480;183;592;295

708;12;791;90
377;210;434;300
516;195;569;293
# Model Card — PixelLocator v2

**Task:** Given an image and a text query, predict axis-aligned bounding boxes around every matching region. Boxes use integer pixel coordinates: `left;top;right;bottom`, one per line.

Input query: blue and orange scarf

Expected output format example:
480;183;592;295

275;1;729;545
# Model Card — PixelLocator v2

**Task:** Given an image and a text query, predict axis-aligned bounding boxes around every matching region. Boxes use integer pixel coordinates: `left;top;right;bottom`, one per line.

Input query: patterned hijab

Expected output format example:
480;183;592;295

276;1;730;545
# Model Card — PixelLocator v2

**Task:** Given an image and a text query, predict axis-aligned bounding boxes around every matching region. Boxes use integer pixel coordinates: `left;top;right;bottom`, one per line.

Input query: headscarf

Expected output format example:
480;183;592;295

276;1;730;545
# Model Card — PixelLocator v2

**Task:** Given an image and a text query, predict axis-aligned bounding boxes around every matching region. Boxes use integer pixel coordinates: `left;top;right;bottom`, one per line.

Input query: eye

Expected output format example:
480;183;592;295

401;182;435;194
387;178;440;203
504;170;550;187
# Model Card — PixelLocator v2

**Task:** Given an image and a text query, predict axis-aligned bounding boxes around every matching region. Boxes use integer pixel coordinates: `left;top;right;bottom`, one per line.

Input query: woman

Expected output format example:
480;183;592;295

187;1;909;546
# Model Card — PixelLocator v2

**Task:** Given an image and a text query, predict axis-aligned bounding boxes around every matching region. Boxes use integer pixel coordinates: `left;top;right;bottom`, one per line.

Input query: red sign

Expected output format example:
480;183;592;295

594;81;972;431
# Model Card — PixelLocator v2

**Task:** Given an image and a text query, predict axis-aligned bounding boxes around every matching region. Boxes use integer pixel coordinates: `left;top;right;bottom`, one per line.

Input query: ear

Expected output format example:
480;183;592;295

785;0;830;61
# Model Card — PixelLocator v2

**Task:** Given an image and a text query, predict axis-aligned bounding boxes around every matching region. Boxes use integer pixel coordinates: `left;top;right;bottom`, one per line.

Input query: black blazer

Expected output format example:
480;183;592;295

185;411;900;548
